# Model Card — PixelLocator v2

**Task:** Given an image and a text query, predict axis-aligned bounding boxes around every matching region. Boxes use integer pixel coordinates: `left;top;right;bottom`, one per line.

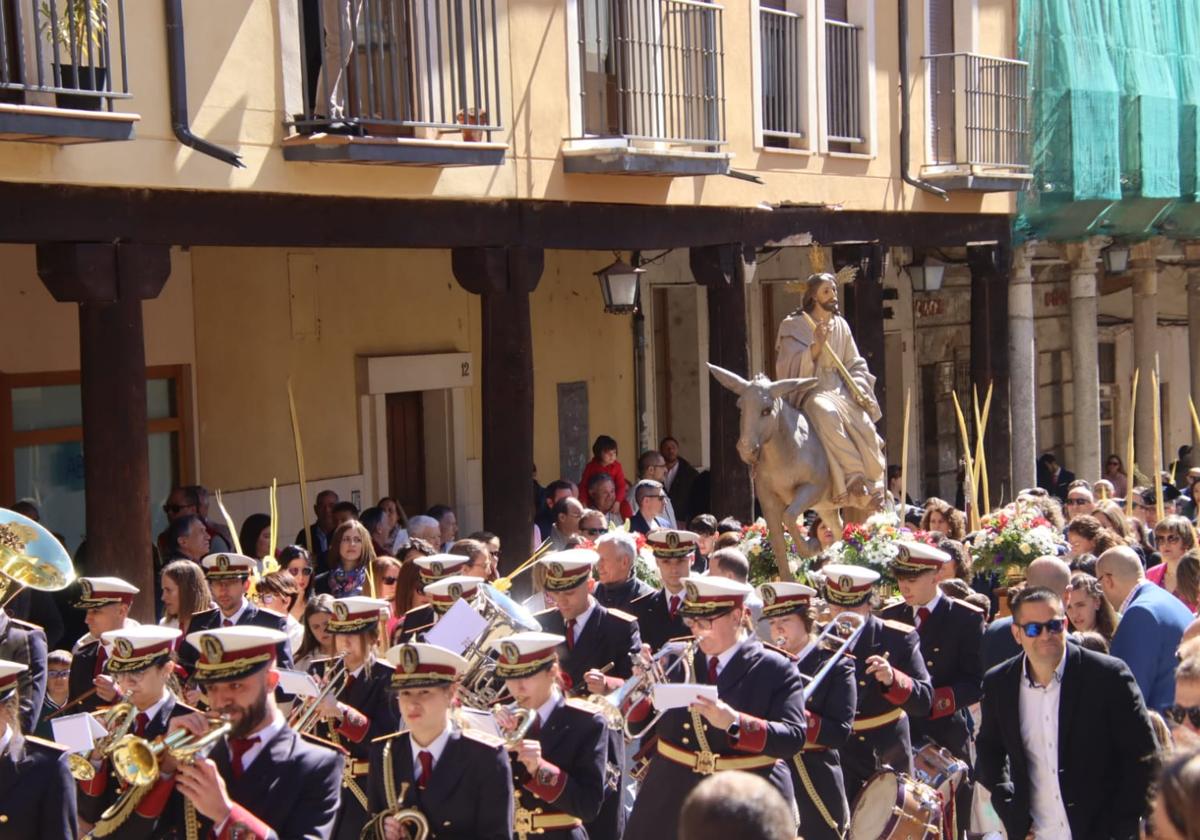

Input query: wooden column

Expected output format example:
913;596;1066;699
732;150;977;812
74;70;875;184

967;242;1013;505
832;242;886;426
690;244;753;522
451;247;543;583
37;243;170;622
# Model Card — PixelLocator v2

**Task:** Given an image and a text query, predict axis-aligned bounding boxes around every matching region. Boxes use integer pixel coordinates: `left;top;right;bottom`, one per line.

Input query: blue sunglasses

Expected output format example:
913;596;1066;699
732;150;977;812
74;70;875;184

1017;618;1066;638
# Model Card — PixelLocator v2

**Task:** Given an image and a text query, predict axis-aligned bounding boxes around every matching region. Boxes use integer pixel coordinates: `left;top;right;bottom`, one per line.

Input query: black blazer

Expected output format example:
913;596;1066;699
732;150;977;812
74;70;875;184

628;588;689;652
849;614;934;720
367;727;514;840
395;604;436;644
980;616;1021;674
66;638;106;714
0;733;76;840
177;603;294;674
535;603;642;689
665;457;700;524
0;610;47;731
310;659;399;760
976;644;1160;840
629;512;653;535
515;697;608;838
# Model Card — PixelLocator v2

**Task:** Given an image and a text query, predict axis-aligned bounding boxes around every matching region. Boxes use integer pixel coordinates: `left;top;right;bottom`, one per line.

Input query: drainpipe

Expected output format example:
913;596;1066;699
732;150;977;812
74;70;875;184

898;0;947;200
164;0;245;168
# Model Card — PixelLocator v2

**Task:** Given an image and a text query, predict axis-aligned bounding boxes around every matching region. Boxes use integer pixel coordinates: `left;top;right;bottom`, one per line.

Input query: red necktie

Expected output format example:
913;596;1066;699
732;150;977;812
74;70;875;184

916;607;931;632
707;656;720;684
93;647;108;678
566;619;577;650
669;595;681;619
229;736;260;779
417;750;434;790
134;713;149;737
222;618;234;628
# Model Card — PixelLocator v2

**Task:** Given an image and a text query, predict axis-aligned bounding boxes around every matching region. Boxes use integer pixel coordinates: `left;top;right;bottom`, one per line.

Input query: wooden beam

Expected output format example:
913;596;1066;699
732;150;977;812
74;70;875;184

690;244;753;522
968;242;1013;506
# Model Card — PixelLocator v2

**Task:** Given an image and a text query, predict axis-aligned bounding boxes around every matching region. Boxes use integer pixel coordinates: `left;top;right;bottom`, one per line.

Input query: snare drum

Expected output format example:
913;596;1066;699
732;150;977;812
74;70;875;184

848;771;942;840
913;742;969;790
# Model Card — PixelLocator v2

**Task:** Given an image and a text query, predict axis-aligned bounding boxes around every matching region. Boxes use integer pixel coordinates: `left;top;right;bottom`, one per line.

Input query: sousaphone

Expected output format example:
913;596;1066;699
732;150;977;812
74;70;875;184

0;507;75;606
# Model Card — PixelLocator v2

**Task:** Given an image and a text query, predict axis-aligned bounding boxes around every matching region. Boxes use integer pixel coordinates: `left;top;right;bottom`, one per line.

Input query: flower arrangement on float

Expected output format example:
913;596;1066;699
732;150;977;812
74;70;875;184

824;511;936;588
738;519;808;586
573;526;662;589
969;500;1063;582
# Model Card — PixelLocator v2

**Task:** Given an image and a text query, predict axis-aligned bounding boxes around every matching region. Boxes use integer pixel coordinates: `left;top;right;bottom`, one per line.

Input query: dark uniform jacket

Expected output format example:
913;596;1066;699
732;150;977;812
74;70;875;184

367;727;514;840
594;576;655;611
395;604;436;643
879;596;984;759
67;638;108;714
536;603;640;840
177;603;294;675
0;732;76;840
310;659;399;840
77;693;199;837
790;643;856;840
0;609;47;731
976;644;1159;840
142;724;342;840
839;613;933;799
624;636;808;840
628;588;689;652
514;696;607;840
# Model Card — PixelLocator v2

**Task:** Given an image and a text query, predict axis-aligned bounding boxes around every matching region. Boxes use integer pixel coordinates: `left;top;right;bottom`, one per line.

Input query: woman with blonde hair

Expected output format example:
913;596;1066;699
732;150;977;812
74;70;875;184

1065;572;1119;643
1151;515;1200;613
159;559;212;636
313;519;378;598
920;497;966;540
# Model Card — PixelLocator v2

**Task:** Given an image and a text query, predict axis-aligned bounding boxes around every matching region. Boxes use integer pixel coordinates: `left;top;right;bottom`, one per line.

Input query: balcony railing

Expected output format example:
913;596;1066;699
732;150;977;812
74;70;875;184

824;18;861;144
924;52;1029;170
759;6;803;141
0;0;131;111
577;0;726;147
292;0;502;139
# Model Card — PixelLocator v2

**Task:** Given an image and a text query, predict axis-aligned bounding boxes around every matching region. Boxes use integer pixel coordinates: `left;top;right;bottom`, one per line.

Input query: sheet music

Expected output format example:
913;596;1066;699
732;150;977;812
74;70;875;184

51;712;107;753
424;599;488;655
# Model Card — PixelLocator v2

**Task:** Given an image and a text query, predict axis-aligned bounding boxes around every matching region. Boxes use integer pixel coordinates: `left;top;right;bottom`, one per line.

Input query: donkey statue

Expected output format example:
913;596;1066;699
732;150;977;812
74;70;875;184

708;363;874;581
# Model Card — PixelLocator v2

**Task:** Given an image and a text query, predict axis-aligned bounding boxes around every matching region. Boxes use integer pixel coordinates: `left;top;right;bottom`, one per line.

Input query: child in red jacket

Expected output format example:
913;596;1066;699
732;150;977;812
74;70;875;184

579;435;633;521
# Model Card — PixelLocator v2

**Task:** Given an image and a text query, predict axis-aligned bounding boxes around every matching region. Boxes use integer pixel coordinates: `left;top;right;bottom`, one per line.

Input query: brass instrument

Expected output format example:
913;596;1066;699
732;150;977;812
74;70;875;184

66;702;139;781
799;611;866;704
588;640;695;739
287;656;348;735
456;584;542;709
107;715;234;787
491;702;537;749
0;506;76;607
360;751;431;840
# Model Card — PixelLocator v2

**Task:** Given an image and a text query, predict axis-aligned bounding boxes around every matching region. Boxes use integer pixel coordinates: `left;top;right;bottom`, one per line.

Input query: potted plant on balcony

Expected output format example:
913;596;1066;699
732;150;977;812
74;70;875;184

38;0;108;110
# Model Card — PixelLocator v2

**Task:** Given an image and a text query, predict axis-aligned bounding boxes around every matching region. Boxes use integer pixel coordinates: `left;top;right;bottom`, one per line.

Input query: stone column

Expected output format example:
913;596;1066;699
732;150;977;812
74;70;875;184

37;243;170;623
1131;240;1161;475
690;244;753;522
1065;237;1106;483
1008;242;1037;493
451;247;544;584
1186;242;1200;444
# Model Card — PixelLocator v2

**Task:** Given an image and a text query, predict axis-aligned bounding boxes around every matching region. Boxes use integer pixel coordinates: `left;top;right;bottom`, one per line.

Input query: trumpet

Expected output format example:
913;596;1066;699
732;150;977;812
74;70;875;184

799;611;866;704
107;715;234;787
590;641;694;739
491;702;538;749
66;702;139;781
288;656;347;735
360;781;430;840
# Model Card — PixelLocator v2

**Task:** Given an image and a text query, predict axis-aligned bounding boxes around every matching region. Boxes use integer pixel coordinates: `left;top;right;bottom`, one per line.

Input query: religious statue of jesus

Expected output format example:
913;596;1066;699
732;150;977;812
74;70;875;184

774;268;887;509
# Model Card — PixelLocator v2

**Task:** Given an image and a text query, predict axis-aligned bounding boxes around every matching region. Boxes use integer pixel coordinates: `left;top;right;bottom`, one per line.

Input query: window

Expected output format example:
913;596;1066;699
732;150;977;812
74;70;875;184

0;366;193;555
758;0;810;150
817;0;875;155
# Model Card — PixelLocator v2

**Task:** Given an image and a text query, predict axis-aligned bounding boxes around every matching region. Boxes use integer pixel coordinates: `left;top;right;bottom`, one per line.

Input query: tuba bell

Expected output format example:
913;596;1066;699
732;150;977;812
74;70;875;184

0;507;76;607
456;583;542;709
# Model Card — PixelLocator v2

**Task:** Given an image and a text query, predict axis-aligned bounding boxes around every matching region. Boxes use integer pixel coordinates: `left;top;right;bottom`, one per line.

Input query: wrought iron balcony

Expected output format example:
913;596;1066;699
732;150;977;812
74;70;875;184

759;5;804;145
824;18;862;145
0;0;136;143
565;0;729;175
923;51;1030;190
284;0;505;166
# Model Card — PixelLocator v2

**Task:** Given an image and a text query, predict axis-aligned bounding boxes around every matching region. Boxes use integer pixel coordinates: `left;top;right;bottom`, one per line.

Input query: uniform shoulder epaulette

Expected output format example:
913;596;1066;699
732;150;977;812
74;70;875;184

533;607;557;620
460;728;506;749
951;597;985;614
882;618;916;634
371;729;410;744
257;605;287;620
299;730;347;754
172;701;203;716
403;604;431;617
565;696;603;715
629;590;657;606
371;659;396;675
761;641;796;660
8;616;43;633
879;596;906;610
666;634;696;645
606;608;636;623
75;637;102;652
24;734;70;753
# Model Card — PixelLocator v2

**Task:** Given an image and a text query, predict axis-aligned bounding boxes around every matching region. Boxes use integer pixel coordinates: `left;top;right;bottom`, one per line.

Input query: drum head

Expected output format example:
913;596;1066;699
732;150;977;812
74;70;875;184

848;772;899;840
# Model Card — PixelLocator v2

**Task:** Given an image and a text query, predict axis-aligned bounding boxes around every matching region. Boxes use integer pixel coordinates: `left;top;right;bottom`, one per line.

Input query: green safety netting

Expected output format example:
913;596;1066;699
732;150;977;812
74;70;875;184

1173;0;1200;201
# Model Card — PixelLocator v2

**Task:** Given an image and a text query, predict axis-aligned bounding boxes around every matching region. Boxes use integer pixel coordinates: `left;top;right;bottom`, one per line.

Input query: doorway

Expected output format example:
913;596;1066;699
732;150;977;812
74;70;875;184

386;391;426;517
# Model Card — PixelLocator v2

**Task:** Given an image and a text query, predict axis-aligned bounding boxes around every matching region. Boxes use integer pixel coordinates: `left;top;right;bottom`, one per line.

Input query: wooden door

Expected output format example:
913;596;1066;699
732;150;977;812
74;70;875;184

386;391;426;518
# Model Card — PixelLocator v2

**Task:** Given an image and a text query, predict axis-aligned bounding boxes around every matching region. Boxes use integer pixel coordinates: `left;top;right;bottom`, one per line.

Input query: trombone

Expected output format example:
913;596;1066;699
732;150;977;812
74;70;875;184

288;656;348;735
799;611;866;704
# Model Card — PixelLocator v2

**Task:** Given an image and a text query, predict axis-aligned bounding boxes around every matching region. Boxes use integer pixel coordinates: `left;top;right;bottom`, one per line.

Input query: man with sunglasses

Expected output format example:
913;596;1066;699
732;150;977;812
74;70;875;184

977;586;1158;840
1063;484;1095;520
1098;545;1194;712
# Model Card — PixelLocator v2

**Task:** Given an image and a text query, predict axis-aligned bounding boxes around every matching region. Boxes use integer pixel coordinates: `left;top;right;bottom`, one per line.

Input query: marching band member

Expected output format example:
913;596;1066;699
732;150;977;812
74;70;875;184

533;548;641;840
177;554;293;679
309;596;399;840
629;530;697;651
879;540;984;837
0;659;76;839
623;577;807;840
490;631;607;839
821;563;933;802
76;626;198;837
396;554;476;641
141;626;341;839
759;581;855;840
0;605;48;732
366;642;513;839
66;577;140;714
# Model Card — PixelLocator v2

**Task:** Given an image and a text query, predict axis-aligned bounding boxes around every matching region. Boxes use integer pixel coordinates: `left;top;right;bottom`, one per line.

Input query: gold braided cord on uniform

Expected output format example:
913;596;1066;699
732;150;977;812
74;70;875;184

89;782;153;837
184;800;200;840
791;753;844;837
192;652;273;681
329;727;370;811
383;739;399;810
